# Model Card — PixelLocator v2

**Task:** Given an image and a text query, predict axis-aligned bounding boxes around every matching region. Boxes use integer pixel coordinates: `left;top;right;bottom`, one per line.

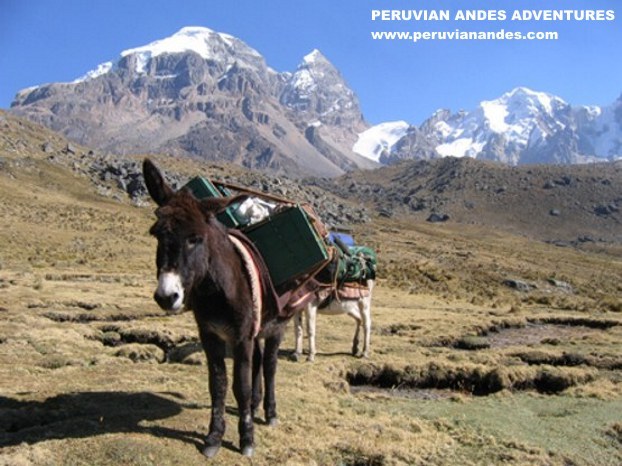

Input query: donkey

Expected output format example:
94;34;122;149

293;281;373;362
142;159;306;458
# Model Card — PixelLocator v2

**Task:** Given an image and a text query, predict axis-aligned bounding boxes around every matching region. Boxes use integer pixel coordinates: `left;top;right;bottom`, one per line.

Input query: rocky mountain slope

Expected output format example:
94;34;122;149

9;27;371;178
3;110;621;245
356;87;622;166
0;110;369;228
310;156;622;243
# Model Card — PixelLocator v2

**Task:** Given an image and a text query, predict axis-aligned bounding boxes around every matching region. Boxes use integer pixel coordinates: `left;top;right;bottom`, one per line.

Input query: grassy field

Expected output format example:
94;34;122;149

1;151;621;464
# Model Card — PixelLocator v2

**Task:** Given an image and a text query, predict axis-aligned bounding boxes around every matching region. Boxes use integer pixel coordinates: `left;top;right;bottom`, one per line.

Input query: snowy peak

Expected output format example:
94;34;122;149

280;48;362;129
10;26;369;178
302;49;328;66
498;87;567;110
121;26;223;62
73;62;114;83
122;26;262;64
286;49;339;94
579;95;622;159
480;87;569;139
75;26;266;80
430;87;575;163
365;87;621;166
481;87;568;130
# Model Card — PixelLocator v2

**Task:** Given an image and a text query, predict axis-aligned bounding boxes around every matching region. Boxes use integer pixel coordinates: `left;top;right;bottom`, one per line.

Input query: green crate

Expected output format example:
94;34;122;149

243;205;329;287
183;176;241;228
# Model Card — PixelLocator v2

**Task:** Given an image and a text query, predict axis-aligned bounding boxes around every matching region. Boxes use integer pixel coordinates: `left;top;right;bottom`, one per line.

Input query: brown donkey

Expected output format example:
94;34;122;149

143;159;303;458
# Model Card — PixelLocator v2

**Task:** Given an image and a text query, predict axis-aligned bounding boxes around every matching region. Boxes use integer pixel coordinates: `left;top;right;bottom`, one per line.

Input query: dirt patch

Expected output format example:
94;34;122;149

334;446;385;466
43;311;151;323
449;320;615;351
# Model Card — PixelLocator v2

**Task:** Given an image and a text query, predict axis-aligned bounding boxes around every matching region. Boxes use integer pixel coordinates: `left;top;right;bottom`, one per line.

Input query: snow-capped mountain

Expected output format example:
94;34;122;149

71;26;267;81
279;49;370;169
577;96;622;159
10;26;621;172
434;87;572;164
280;49;360;126
358;87;622;166
10;27;370;177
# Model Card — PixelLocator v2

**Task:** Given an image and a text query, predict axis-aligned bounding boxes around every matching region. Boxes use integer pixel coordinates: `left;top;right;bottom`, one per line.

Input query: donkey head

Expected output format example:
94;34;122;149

142;158;246;313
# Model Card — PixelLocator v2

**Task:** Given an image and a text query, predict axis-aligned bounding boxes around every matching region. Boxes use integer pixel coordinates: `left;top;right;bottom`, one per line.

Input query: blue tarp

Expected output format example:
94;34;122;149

328;232;355;247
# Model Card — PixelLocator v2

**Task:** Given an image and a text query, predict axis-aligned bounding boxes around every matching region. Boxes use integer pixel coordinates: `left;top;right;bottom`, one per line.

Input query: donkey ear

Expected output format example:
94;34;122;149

200;194;249;215
143;158;174;206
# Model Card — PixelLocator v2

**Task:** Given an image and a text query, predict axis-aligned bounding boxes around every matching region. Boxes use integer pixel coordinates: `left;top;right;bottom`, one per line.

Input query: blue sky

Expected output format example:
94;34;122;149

1;0;620;125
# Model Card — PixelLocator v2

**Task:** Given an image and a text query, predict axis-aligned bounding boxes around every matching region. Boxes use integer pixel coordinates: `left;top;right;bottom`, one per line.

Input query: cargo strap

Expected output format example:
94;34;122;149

312;247;372;307
314;282;371;309
228;234;262;339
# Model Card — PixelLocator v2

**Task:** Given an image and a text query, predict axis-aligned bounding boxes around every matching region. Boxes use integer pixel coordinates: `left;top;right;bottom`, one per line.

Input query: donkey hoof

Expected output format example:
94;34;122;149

290;352;301;362
241;445;255;457
202;445;221;458
306;355;315;363
266;416;279;427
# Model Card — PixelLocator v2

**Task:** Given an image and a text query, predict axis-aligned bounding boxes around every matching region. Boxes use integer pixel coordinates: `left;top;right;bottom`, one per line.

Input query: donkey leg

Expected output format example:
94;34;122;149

251;338;263;419
263;330;283;425
201;334;228;458
360;297;372;359
233;339;255;457
306;304;317;362
351;317;362;357
292;310;304;362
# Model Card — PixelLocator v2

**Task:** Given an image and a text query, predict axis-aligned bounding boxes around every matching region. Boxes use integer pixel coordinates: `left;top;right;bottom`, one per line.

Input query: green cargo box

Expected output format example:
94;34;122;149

243;205;329;287
183;176;241;228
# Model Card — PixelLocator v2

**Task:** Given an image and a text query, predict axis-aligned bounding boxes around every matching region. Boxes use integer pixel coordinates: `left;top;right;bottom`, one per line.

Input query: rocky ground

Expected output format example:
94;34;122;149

310;156;622;243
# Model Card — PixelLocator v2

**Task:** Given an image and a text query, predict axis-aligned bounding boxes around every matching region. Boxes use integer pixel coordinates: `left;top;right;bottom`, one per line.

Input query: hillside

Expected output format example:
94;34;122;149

0;110;370;229
311;156;622;244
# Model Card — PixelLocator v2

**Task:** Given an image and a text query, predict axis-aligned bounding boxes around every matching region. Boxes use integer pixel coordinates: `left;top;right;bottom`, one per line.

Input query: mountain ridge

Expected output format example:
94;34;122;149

8;26;622;174
10;27;370;178
356;87;622;166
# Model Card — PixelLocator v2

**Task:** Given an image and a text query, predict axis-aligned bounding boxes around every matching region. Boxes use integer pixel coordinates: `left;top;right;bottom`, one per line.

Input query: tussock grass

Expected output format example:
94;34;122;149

1;143;621;464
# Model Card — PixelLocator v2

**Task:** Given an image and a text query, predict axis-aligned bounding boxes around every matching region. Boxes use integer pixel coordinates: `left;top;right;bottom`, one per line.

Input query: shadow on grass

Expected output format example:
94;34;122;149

0;391;204;450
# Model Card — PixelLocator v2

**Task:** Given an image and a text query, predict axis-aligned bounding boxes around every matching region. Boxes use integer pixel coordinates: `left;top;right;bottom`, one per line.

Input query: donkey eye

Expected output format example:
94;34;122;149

186;236;203;248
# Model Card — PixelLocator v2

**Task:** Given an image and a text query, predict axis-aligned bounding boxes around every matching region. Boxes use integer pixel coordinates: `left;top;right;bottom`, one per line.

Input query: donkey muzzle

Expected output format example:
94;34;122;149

154;271;184;312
